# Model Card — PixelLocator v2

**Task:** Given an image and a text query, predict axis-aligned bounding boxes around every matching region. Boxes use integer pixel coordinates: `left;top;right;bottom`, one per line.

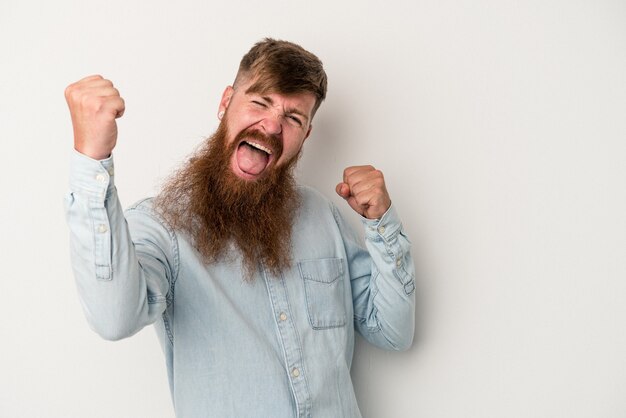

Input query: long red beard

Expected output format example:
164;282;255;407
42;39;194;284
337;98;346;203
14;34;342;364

154;117;301;278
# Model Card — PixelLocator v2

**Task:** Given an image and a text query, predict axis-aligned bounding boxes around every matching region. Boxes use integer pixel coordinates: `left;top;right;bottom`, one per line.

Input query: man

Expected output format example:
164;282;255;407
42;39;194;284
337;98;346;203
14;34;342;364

65;39;415;418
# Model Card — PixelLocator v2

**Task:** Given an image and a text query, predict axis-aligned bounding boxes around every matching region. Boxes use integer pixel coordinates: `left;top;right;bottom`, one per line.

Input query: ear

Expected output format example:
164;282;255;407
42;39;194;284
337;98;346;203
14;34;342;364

218;86;234;118
303;124;313;141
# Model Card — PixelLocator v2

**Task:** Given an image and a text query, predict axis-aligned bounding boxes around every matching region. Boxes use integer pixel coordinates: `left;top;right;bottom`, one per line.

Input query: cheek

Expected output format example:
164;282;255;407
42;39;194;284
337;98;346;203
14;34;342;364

284;138;305;159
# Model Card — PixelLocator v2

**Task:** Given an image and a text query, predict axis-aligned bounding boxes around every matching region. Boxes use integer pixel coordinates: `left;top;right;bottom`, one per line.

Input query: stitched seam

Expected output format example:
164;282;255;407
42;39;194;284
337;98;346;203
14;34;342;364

126;200;180;344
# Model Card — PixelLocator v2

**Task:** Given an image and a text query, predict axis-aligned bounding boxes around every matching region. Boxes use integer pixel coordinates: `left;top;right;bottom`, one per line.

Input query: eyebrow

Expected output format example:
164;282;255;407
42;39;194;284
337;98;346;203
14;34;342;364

261;96;310;124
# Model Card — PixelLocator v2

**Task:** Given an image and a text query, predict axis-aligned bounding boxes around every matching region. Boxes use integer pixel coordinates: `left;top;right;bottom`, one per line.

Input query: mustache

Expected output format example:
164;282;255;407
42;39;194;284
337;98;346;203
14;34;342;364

232;127;284;160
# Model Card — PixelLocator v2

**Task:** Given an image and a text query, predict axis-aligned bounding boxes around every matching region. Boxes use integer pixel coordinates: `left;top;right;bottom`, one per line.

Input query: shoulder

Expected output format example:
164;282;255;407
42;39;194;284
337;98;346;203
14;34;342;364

124;197;176;236
297;184;336;212
126;196;155;212
297;184;333;206
296;184;348;231
125;197;162;221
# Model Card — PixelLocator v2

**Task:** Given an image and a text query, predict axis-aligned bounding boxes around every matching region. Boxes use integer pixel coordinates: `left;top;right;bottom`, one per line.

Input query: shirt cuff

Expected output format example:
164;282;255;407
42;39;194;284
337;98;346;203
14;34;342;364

361;204;403;242
69;149;116;204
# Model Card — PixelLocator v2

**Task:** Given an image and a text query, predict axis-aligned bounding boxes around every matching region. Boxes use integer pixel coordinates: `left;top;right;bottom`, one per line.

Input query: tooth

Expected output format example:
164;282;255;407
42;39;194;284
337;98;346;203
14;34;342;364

245;141;272;155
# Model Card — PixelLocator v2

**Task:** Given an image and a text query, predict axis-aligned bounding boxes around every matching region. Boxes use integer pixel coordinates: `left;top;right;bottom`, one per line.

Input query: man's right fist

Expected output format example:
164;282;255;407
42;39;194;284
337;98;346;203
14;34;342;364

64;75;125;160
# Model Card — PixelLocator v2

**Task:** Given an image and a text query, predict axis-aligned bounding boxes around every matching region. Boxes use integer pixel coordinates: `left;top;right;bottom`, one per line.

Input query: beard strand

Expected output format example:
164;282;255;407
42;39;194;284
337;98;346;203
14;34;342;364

154;118;301;279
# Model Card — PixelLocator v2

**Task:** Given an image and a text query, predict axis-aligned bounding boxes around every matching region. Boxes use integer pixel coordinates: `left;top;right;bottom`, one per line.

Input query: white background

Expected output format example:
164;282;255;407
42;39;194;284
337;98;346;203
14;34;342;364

1;1;625;417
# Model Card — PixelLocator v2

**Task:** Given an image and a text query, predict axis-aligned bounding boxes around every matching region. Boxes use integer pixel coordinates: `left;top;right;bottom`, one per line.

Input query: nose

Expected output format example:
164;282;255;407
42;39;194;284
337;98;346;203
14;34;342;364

259;112;283;136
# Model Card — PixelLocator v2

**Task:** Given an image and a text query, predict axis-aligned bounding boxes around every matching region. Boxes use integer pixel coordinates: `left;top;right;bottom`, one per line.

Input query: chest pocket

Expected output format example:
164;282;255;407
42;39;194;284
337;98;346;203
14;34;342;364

298;257;346;330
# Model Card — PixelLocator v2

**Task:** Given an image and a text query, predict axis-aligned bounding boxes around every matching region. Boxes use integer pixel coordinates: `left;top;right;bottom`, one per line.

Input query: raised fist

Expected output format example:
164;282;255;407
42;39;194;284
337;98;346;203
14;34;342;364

336;165;392;220
64;75;125;160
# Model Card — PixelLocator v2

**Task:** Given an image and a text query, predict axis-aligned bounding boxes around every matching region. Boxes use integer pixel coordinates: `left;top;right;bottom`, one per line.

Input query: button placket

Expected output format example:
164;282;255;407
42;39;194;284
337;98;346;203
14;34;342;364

263;270;311;417
91;205;112;280
88;172;112;280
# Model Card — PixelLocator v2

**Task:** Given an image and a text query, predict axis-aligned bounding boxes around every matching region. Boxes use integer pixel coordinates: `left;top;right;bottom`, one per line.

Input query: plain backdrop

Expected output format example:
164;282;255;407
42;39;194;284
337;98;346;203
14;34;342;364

1;1;625;417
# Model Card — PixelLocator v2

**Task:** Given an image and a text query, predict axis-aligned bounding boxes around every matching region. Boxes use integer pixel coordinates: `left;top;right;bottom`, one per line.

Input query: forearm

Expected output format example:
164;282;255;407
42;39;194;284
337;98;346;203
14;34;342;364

65;151;171;340
346;205;416;351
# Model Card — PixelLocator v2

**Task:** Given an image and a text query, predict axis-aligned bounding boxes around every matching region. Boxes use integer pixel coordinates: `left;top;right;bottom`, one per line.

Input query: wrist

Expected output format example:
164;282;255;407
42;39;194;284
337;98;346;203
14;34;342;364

74;144;112;160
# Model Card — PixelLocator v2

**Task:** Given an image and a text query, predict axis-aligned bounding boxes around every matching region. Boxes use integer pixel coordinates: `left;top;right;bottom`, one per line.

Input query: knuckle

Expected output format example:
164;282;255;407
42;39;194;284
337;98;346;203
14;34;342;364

82;95;103;111
354;194;367;206
79;93;91;107
66;85;83;103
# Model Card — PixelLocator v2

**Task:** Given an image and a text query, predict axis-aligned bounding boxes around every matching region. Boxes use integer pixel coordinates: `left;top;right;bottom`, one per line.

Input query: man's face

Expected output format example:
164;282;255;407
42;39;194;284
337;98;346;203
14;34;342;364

218;78;316;181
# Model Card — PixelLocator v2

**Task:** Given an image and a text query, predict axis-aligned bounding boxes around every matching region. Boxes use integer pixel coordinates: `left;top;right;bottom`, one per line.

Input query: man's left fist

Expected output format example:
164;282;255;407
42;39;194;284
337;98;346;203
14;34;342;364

336;165;392;220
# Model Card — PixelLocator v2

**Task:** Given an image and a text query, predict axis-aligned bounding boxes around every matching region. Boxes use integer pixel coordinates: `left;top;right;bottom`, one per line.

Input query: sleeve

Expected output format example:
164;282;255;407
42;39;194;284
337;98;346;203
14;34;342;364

334;204;416;351
64;150;178;341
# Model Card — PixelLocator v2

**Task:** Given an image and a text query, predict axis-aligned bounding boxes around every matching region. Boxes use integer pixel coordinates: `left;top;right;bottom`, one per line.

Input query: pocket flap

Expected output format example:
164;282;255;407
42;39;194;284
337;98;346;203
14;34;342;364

298;258;344;284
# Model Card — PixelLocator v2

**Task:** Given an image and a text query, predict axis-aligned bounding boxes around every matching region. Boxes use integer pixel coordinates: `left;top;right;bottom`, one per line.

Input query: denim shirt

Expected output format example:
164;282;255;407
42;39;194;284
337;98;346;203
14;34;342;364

65;151;415;418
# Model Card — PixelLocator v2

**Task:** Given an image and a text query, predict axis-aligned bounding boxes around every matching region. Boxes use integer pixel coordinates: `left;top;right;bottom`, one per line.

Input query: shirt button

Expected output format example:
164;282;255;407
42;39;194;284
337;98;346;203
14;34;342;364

95;174;106;183
378;226;386;234
97;224;108;233
396;258;402;267
279;312;287;321
292;368;300;378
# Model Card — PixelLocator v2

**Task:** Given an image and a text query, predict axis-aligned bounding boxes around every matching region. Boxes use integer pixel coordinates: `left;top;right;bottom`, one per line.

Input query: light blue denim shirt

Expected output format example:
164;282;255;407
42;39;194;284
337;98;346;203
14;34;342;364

65;151;415;418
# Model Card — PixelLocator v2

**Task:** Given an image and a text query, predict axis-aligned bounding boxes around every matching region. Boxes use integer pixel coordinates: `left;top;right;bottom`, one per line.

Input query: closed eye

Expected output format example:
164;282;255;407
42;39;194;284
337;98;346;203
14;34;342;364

252;100;267;108
287;114;303;126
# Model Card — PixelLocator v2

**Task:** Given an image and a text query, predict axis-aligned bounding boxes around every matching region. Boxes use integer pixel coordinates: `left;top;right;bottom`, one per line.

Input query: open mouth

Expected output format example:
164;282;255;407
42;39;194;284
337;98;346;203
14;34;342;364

235;140;274;178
